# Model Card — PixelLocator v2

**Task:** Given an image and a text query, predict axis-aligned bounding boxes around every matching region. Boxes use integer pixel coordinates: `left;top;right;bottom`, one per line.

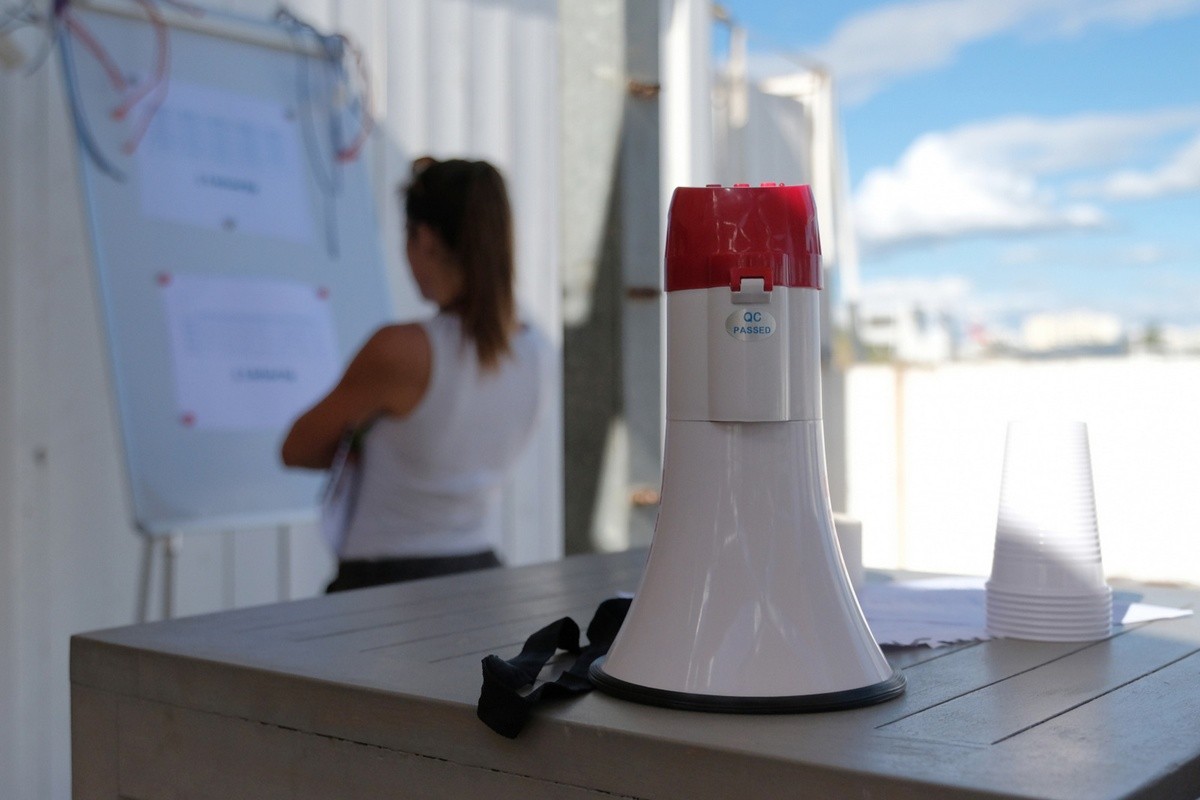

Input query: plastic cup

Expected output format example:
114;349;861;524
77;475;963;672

986;588;1112;639
986;420;1111;639
995;420;1098;539
987;555;1105;596
985;584;1113;607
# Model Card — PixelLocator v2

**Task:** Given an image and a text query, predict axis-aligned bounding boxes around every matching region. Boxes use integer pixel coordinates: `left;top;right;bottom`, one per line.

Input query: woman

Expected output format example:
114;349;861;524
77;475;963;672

282;157;546;591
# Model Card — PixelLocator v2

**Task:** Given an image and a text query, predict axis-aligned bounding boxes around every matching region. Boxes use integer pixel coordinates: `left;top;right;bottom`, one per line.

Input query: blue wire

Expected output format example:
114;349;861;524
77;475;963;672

278;12;343;258
58;22;126;182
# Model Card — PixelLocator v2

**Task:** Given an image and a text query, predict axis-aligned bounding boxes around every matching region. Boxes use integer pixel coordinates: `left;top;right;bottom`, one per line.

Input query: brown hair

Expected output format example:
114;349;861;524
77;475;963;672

402;157;516;369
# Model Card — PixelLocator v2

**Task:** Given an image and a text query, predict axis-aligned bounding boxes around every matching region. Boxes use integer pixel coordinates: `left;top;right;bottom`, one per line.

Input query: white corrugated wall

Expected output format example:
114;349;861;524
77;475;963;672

0;1;561;796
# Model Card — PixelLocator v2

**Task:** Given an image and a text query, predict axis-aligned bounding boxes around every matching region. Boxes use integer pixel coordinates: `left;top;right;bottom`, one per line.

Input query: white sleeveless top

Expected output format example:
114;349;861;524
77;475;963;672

339;313;547;560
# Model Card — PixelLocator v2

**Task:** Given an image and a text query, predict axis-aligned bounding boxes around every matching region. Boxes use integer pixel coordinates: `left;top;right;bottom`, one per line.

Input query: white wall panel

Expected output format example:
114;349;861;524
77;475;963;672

1;39;147;797
471;5;513;162
713;81;812;186
504;4;560;565
660;0;714;194
0;58;21;800
430;0;471;151
380;0;561;565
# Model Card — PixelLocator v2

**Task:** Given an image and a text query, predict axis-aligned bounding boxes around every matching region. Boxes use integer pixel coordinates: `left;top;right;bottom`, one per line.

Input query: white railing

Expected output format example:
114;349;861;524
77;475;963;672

846;356;1200;586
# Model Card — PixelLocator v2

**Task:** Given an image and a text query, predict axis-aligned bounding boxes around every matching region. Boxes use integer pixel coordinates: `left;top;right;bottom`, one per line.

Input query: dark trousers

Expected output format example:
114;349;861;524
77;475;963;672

325;550;502;593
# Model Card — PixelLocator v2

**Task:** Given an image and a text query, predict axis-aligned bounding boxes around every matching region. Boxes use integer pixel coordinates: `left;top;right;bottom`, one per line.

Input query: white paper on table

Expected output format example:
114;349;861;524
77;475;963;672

1117;600;1193;625
856;576;1194;648
160;273;340;431
137;81;314;243
857;577;992;648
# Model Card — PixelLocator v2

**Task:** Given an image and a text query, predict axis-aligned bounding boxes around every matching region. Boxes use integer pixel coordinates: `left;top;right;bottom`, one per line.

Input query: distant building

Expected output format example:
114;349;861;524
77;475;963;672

854;299;956;363
1134;324;1200;355
1020;311;1127;357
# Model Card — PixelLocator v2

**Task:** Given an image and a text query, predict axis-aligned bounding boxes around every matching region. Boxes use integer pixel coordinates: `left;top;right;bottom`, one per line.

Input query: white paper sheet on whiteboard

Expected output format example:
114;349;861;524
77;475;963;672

160;273;340;431
137;81;314;243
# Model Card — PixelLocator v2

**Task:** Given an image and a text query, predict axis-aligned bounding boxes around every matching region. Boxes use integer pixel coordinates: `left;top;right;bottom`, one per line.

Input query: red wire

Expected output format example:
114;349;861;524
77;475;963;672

62;8;128;92
60;0;172;156
334;35;373;163
121;63;169;154
112;0;168;123
65;1;366;164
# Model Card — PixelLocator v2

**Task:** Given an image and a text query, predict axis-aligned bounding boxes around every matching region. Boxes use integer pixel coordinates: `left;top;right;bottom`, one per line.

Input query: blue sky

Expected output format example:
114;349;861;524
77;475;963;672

723;0;1200;332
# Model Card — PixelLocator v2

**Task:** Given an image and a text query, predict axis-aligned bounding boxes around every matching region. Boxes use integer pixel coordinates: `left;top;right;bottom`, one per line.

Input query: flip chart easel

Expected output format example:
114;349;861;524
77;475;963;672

60;0;393;619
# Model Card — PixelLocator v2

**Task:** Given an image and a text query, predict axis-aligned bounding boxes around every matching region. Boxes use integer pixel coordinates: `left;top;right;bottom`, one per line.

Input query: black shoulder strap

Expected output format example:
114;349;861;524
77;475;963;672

477;597;631;738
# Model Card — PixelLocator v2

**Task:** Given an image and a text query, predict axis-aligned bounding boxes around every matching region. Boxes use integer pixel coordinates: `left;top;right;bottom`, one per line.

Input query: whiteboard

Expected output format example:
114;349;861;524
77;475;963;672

62;2;393;536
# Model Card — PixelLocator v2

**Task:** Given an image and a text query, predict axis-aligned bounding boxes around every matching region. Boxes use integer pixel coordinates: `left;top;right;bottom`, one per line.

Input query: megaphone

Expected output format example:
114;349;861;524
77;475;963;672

590;184;904;712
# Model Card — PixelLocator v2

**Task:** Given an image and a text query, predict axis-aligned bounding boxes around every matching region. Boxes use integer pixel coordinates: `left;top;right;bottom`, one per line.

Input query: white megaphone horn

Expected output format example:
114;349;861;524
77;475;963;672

590;183;904;712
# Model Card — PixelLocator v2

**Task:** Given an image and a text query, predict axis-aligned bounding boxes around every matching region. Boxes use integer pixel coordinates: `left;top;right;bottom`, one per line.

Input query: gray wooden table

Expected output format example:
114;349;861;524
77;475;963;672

71;550;1200;799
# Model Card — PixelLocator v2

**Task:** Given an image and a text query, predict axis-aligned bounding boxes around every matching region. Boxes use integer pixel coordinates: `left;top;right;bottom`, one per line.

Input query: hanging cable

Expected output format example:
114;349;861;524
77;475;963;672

332;33;372;164
116;0;171;154
274;8;373;166
46;0;366;192
60;7;127;90
53;0;174;159
275;8;347;257
57;17;126;181
111;0;167;122
275;9;340;187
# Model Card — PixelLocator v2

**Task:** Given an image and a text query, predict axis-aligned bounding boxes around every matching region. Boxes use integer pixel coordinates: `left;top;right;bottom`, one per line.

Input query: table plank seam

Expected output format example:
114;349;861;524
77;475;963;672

883;640;985;668
428;640;527;664
280;581;642;642
354;600;608;656
875;628;1138;732
989;644;1200;746
229;563;644;635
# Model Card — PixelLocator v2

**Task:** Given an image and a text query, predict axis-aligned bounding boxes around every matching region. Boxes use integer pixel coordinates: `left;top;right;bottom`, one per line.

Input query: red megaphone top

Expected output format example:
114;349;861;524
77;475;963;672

664;183;822;292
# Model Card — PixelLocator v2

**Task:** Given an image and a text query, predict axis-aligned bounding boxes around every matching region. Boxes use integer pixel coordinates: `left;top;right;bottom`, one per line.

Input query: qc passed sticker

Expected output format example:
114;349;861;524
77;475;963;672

726;309;776;340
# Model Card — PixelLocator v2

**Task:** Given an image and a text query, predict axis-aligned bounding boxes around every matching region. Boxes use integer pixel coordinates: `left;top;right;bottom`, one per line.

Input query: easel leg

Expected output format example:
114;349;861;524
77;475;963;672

137;536;155;624
162;533;182;620
277;524;291;602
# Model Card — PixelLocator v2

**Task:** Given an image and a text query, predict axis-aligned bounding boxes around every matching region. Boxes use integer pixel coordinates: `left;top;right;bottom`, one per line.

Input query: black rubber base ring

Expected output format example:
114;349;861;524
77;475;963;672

589;658;905;714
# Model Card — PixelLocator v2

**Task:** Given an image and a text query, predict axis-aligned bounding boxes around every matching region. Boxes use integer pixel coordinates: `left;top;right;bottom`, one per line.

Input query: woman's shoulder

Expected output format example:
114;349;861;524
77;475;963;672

348;322;434;416
362;321;431;361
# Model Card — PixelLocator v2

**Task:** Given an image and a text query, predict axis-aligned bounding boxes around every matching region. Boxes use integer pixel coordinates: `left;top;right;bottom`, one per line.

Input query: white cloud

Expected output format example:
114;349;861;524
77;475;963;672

1050;0;1200;35
854;130;1105;249
999;242;1173;267
858;268;1200;329
811;0;1200;103
853;110;1200;250
856;275;1056;326
1120;243;1172;265
944;110;1200;173
1087;132;1200;199
858;274;973;306
998;244;1047;266
813;0;1027;103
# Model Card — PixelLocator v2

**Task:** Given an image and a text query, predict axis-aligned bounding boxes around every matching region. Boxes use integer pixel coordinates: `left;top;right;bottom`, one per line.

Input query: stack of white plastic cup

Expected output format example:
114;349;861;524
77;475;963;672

986;420;1112;641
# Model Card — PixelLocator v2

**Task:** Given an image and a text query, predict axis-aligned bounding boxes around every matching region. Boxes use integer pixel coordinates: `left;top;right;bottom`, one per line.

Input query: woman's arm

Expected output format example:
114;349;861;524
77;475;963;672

280;323;432;469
